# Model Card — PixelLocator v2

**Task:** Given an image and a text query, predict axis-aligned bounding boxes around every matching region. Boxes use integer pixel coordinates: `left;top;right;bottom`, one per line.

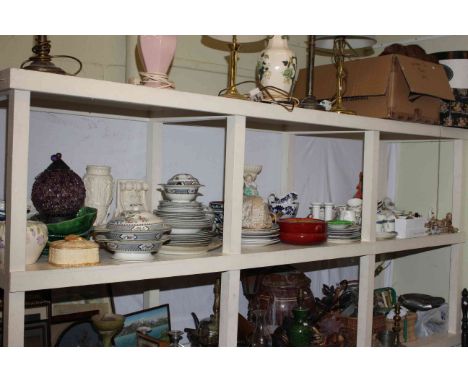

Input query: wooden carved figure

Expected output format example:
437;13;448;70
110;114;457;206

392;302;402;347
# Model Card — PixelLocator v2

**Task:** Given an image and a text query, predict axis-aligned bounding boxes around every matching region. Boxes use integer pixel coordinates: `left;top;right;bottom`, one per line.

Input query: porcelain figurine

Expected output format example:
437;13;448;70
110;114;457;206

83;165;114;226
243;165;262;196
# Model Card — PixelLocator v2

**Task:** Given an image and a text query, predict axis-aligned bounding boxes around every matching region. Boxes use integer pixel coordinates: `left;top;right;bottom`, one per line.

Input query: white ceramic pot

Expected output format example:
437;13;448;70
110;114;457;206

256;35;297;99
0;220;48;264
83;165;114;226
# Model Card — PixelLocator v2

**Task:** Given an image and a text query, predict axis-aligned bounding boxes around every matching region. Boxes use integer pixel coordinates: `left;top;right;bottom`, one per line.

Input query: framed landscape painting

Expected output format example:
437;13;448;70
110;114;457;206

114;304;171;347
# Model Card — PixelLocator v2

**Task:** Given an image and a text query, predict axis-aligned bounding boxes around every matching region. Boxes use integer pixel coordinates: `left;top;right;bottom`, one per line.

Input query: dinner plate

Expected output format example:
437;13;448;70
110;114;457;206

111;252;156;261
158;240;222;256
376;231;398;240
327;237;361;244
242;239;280;247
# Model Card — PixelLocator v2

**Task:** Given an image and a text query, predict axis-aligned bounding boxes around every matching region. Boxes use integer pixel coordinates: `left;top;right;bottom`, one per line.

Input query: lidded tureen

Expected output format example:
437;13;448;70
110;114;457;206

165;173;203;186
106;204;170;232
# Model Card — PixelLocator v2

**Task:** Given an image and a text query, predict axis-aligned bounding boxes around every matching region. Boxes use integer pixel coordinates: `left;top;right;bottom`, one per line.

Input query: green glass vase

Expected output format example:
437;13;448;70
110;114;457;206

287;290;311;347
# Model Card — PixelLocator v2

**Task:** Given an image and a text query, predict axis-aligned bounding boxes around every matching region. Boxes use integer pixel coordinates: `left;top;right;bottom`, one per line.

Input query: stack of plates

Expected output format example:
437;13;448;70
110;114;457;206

327;221;361;243
154;200;216;250
241;225;280;247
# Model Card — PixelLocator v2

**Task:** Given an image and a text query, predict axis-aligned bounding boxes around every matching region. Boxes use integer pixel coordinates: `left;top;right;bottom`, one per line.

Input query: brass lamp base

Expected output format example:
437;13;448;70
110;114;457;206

220;87;248;100
331;105;356;115
22;59;67;75
20;35;82;76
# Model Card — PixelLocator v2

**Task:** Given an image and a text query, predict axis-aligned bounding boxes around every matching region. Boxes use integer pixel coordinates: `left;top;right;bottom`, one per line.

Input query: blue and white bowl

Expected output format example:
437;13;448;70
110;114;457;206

98;236;170;261
158;185;203;202
94;227;170;241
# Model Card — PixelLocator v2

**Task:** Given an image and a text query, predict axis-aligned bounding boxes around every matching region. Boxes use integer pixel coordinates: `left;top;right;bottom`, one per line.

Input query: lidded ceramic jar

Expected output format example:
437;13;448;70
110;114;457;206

31;153;86;223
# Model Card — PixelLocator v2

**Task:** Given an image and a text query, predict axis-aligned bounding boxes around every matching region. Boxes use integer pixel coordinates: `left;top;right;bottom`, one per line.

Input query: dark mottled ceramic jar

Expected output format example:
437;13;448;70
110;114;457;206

31;153;86;223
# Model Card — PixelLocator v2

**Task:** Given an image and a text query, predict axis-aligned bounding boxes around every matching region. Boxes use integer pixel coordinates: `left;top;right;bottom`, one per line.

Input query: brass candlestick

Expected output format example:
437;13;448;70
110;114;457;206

316;35;376;115
332;37;355;115
222;36;245;100
21;35;82;76
206;35;266;100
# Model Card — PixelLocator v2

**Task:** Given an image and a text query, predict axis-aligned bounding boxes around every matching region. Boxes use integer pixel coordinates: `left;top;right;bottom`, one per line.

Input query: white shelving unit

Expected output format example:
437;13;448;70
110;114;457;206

0;68;465;346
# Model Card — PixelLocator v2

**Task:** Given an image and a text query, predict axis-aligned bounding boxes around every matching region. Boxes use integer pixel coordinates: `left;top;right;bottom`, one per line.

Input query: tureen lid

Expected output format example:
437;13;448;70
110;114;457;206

107;204;164;227
166;173;201;186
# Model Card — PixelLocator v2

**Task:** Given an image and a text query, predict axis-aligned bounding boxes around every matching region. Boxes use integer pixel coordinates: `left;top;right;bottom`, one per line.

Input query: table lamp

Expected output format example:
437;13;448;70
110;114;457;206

316;35;376;114
20;35;82;76
299;35;324;110
207;35;267;99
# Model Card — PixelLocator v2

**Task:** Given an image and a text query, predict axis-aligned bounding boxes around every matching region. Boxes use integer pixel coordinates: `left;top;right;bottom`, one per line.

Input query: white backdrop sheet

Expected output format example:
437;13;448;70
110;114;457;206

0;110;397;334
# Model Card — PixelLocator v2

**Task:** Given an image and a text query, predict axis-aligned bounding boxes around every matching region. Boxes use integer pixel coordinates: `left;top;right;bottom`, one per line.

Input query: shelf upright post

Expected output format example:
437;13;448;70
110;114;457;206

448;139;464;334
219;115;246;346
280;133;295;194
3;89;31;346
143;119;164;308
357;130;380;347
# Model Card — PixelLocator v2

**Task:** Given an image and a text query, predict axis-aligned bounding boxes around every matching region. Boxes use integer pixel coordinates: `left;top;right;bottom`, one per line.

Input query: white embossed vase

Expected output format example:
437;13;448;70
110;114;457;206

83;165;114;226
256;35;297;100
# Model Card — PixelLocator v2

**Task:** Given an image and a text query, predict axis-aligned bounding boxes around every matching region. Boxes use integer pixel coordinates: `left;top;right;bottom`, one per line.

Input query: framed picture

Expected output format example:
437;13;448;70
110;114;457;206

136;331;170;347
0;319;50;347
51;284;114;317
54;320;102;347
0;291;51;321
114;304;171;347
50;310;101;346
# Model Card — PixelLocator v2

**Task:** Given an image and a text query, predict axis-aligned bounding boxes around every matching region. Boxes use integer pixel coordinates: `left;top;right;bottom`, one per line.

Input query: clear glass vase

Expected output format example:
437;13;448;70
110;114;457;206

249;309;272;347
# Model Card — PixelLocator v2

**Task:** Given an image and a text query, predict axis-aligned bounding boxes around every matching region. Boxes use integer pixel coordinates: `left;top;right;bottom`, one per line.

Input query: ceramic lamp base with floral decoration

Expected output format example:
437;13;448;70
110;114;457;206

256;35;297;102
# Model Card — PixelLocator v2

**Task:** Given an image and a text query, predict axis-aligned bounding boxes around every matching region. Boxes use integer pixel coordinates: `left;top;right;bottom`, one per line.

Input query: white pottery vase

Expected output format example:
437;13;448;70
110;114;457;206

256;35;297;99
83;165;114;226
0;220;48;264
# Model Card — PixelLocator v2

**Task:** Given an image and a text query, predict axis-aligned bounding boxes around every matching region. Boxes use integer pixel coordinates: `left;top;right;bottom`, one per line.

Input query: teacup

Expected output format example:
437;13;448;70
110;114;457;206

340;209;356;223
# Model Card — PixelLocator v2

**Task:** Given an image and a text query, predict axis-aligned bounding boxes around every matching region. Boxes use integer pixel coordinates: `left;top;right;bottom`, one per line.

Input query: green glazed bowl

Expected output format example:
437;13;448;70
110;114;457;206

328;220;354;226
46;207;97;235
32;207;97;236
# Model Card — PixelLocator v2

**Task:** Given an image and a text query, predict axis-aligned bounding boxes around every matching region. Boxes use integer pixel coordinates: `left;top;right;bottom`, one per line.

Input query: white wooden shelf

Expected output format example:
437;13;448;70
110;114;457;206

1;68;467;140
2;233;463;292
0;68;465;346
